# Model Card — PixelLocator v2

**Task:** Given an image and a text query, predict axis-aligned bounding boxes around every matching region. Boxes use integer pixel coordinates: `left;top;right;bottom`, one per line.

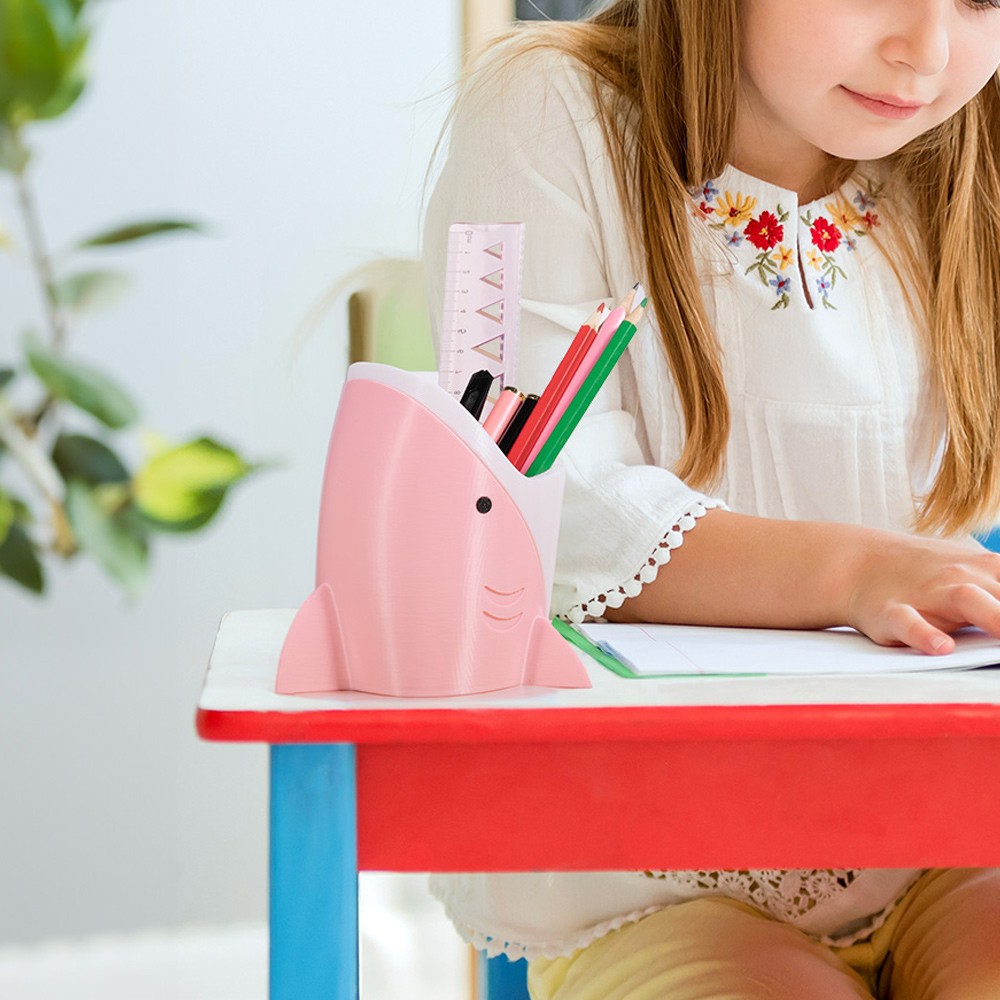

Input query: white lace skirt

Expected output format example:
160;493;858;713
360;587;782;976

430;868;925;961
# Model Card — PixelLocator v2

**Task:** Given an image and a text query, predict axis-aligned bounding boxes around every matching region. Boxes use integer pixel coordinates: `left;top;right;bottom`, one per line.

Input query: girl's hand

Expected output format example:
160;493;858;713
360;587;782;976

844;534;1000;655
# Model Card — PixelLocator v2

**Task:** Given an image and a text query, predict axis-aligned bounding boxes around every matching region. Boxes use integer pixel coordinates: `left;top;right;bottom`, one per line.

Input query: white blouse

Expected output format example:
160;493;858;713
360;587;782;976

422;44;940;960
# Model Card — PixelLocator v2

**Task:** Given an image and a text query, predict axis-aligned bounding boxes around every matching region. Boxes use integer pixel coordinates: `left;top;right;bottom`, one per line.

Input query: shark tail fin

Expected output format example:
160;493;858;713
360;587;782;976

275;583;350;694
522;616;592;689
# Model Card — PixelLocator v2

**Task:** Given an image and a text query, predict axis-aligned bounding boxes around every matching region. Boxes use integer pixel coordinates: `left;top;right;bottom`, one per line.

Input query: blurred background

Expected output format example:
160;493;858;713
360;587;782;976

0;0;590;997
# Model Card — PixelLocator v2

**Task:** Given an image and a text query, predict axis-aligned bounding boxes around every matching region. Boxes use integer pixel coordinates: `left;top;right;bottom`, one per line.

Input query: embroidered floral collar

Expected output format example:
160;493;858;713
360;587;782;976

690;165;883;311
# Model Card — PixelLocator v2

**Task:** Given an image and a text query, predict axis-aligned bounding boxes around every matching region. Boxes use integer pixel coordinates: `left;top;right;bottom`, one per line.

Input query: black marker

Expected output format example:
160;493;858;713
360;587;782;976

498;394;539;455
459;369;495;420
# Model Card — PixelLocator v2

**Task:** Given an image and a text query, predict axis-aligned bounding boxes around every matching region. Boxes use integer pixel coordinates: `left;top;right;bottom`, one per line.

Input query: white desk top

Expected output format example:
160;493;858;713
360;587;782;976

199;609;1000;715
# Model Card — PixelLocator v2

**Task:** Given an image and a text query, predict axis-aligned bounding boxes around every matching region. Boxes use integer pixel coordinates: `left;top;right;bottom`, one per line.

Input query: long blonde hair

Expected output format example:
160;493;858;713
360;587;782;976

480;0;1000;535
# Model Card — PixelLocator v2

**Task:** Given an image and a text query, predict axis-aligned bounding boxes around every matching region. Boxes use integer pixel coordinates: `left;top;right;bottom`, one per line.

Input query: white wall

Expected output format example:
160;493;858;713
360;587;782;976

0;0;459;943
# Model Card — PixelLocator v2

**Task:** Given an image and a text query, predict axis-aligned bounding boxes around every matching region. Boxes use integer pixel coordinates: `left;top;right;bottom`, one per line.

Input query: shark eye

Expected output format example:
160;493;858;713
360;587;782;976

476;496;492;514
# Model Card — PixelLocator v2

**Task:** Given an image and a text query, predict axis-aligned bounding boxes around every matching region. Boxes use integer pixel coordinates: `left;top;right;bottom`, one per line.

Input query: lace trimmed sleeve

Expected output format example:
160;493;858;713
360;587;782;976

547;402;727;623
564;499;722;624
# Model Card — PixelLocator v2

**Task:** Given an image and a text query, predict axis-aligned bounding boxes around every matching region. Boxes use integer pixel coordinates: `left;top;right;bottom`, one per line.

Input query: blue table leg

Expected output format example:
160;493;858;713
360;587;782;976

479;953;530;1000
270;743;358;1000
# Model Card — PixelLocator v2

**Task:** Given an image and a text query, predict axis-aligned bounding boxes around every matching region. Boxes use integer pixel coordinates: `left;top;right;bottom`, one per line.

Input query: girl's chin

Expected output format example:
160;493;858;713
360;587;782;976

817;137;917;162
815;121;932;162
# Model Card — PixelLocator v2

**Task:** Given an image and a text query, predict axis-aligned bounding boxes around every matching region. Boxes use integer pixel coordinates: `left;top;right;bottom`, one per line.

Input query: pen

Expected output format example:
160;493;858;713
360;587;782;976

518;284;642;472
459;368;495;420
526;299;646;476
498;394;539;455
482;386;524;440
505;302;606;471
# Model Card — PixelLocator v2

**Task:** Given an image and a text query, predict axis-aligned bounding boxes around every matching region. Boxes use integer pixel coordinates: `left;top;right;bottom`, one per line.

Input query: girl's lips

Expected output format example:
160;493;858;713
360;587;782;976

841;86;926;120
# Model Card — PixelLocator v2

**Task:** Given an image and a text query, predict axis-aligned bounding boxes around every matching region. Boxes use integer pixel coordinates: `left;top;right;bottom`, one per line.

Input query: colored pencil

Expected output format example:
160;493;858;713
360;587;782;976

526;300;646;477
516;285;642;472
505;303;606;471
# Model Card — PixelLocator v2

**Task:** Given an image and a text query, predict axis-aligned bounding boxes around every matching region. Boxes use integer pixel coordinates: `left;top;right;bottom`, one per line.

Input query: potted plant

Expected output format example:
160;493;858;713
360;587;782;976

0;0;257;597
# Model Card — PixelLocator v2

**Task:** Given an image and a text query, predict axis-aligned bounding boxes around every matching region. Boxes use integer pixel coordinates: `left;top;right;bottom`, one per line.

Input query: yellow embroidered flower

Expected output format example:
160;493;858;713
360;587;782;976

805;248;822;270
772;245;795;271
714;191;757;227
825;198;861;233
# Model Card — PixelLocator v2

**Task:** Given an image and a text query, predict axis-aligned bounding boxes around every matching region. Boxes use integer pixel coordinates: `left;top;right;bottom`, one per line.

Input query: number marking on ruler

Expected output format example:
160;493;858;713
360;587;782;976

439;222;524;404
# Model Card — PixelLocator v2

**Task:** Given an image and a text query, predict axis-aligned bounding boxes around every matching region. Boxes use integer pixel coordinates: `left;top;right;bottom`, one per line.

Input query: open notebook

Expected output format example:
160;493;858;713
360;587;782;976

565;621;1000;678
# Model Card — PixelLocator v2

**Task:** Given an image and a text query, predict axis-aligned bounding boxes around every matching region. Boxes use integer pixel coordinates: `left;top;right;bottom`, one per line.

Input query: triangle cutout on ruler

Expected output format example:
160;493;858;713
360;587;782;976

484;242;504;260
481;268;504;290
476;299;505;324
473;334;504;363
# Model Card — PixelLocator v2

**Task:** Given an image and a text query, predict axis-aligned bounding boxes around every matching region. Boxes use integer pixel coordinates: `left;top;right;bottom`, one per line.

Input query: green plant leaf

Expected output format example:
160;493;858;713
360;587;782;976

142;490;226;533
25;334;139;429
0;521;43;593
9;496;30;521
32;28;87;120
52;432;129;485
0;0;85;127
52;269;129;311
77;219;203;248
65;479;147;597
31;69;84;119
0;0;64;125
0;485;14;544
134;437;253;532
0;367;15;390
35;0;80;47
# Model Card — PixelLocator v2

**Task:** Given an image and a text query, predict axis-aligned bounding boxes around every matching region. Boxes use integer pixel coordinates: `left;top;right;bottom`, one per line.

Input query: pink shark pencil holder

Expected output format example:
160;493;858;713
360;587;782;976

275;362;591;697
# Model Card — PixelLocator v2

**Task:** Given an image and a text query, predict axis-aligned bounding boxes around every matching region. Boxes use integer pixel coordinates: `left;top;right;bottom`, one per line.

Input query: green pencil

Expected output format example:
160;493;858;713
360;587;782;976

527;299;646;477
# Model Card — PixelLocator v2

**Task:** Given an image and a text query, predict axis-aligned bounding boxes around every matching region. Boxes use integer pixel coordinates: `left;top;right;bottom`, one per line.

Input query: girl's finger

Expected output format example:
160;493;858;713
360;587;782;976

942;582;1000;639
975;556;1000;599
883;603;954;655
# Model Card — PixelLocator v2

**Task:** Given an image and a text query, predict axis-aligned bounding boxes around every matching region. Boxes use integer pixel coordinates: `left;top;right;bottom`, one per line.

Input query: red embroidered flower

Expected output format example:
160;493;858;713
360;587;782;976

810;216;841;252
698;201;714;216
862;211;880;230
745;211;784;251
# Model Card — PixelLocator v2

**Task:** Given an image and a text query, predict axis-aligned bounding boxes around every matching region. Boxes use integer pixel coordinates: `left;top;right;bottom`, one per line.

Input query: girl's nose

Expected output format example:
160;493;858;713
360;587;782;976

880;0;951;77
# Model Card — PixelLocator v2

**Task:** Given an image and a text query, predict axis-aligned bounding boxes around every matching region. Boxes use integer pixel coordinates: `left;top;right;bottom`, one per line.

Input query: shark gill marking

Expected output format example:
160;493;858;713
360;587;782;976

481;610;524;632
482;585;525;608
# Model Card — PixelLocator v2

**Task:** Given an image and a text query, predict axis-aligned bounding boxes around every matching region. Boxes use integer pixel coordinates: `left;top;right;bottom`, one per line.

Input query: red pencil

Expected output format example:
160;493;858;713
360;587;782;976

506;303;607;472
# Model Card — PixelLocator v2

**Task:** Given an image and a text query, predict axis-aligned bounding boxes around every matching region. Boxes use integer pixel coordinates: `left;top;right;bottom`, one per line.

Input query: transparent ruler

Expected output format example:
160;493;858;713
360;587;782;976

438;222;524;405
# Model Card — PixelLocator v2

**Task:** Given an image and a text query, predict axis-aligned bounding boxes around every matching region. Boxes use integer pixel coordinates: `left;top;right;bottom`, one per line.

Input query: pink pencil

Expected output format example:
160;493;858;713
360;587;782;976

520;284;643;471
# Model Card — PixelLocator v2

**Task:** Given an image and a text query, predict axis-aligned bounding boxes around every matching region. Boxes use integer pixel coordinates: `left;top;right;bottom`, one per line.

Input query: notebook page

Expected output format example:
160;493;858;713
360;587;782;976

577;623;1000;676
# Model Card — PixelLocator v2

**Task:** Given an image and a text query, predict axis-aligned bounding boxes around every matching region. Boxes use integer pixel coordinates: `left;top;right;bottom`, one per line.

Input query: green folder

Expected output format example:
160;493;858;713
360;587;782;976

552;618;766;679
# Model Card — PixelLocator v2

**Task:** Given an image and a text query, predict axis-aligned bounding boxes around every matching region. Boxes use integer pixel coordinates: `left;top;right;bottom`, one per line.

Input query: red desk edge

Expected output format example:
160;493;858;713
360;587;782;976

196;701;1000;745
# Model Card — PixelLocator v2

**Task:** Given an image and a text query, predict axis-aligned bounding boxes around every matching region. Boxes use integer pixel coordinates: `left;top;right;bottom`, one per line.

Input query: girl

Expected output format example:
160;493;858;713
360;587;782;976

423;1;1000;997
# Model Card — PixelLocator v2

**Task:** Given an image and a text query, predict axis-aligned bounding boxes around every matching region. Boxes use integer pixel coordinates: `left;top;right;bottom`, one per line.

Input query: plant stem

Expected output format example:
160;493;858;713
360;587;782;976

3;129;74;557
11;128;68;354
0;396;73;556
